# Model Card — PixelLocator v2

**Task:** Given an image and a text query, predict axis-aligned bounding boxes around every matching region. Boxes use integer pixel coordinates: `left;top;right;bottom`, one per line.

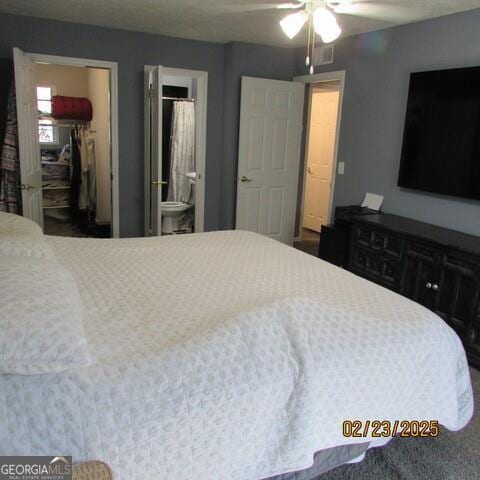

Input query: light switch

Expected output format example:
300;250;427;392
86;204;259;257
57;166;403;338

338;162;345;175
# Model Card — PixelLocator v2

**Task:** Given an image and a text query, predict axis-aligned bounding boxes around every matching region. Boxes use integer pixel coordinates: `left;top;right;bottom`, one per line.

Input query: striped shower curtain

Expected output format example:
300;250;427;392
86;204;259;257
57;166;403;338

0;82;21;214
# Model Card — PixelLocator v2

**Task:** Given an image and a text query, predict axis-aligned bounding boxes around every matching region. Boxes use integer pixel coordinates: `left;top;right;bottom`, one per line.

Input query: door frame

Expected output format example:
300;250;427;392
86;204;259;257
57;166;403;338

29;52;120;238
293;70;345;240
144;65;207;235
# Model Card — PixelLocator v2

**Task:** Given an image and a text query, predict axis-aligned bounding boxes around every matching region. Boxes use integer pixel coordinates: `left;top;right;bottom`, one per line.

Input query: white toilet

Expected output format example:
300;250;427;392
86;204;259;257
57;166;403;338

161;201;192;234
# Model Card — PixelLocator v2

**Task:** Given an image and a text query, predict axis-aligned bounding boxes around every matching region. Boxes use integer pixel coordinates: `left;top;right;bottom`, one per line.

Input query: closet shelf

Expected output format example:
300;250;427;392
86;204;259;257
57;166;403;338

43;204;70;210
42;185;70;190
41;161;70;166
42;181;71;191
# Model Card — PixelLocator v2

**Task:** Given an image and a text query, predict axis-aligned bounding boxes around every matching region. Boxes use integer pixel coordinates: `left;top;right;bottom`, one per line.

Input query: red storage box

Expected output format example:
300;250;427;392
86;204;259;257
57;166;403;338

52;96;93;121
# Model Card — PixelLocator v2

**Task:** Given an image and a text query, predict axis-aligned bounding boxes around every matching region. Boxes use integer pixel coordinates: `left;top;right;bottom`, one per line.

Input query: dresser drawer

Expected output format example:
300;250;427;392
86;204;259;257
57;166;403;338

404;239;442;264
351;246;401;287
353;224;404;259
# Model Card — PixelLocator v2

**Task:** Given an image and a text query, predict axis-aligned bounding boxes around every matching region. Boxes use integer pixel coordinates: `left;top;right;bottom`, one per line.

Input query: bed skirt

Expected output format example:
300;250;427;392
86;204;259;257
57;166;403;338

267;443;370;480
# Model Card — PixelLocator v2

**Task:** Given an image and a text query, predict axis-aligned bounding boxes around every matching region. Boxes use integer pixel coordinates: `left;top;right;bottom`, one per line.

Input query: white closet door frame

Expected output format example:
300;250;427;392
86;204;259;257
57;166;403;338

144;65;208;236
28;52;120;238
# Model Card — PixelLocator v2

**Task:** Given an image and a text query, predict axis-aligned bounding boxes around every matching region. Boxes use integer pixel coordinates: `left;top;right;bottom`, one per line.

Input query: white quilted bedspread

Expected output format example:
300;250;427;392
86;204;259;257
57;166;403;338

0;231;473;480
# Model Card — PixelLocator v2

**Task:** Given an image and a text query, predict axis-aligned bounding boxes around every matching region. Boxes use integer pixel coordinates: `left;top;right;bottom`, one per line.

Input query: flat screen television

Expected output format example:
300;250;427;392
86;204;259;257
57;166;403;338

398;66;480;201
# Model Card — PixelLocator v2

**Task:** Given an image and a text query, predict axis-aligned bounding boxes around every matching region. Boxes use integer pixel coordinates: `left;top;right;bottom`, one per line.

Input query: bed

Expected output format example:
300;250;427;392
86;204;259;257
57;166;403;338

0;224;474;480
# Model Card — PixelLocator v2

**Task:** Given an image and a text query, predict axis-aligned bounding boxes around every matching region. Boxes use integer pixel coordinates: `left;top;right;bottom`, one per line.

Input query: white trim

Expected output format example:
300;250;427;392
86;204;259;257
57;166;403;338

144;66;153;235
294;70;346;85
144;65;208;234
30;53;120;238
294;70;346;234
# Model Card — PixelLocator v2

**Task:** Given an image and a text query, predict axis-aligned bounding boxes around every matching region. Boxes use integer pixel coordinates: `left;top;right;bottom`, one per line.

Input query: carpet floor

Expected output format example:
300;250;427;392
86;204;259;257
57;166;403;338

317;367;480;480
294;228;320;257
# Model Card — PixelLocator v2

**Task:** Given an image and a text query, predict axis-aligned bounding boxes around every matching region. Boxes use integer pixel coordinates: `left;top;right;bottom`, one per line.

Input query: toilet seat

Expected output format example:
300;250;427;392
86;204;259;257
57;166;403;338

161;202;192;234
161;201;191;213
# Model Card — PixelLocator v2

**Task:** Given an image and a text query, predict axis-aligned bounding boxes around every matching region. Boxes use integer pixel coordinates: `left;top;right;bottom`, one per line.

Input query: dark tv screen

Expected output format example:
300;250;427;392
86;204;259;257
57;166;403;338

398;66;480;200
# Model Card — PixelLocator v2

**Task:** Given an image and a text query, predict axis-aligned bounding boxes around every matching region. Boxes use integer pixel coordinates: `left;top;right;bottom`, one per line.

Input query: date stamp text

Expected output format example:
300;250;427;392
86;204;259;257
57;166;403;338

342;420;439;438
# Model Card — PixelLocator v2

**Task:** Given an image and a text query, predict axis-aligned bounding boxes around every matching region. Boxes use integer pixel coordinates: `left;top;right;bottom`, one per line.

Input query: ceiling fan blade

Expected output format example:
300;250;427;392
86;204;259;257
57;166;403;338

277;3;305;9
220;1;304;13
331;1;420;23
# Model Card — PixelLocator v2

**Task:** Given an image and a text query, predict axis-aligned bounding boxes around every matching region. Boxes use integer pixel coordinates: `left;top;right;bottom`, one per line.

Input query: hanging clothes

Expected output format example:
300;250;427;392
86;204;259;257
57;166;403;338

167;101;195;203
0;82;21;214
78;129;96;213
69;129;81;222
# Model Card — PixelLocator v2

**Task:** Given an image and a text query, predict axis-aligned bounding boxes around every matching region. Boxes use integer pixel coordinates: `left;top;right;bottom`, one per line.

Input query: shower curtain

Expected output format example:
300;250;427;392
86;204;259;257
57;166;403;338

167;101;195;203
0;82;22;214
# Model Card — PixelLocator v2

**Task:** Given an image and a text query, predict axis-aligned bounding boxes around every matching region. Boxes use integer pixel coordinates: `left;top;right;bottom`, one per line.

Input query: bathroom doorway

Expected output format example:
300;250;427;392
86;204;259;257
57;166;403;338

144;66;207;236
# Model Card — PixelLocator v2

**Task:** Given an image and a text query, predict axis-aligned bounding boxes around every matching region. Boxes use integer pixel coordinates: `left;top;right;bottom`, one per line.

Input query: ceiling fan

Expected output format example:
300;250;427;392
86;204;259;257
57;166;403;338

275;0;347;73
239;0;414;73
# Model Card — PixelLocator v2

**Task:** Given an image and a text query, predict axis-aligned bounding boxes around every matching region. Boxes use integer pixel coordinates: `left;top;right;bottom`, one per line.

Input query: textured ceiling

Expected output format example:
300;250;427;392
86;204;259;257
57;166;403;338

0;0;479;47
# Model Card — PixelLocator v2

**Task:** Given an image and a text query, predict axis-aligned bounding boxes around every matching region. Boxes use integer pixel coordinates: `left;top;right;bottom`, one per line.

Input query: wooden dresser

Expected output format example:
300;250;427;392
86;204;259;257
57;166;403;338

325;208;480;368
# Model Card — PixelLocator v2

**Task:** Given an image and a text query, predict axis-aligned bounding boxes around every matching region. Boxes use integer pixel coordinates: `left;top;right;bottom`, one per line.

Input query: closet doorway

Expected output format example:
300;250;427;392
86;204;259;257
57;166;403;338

13;49;119;237
144;66;207;236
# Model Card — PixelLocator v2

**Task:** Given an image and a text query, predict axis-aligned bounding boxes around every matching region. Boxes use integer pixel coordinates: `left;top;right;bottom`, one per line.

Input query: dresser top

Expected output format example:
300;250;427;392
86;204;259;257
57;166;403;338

349;213;480;256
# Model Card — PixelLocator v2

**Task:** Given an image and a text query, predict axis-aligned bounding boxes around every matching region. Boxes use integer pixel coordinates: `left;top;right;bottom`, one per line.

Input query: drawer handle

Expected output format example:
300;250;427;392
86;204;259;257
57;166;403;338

432;284;439;291
426;282;432;289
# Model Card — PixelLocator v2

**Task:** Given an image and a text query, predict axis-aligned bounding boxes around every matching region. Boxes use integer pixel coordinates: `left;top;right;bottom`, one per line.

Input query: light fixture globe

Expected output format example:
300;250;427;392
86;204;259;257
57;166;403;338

280;10;308;39
313;7;342;43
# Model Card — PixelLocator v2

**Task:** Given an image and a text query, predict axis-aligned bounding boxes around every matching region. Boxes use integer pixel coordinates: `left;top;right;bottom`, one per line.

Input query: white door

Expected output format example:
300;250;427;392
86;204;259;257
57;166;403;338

236;76;304;245
13;47;43;228
144;66;164;235
303;88;339;232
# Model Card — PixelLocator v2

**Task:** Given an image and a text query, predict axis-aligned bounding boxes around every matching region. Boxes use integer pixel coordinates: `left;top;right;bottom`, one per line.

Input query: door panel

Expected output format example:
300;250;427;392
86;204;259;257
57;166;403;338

433;254;480;341
303;89;339;232
236;76;304;245
245;187;261;232
13;48;43;227
400;241;441;307
267;187;284;236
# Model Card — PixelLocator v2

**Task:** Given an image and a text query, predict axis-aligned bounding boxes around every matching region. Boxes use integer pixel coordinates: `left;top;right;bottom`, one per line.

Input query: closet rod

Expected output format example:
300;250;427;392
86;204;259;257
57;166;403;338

162;96;195;102
38;123;96;133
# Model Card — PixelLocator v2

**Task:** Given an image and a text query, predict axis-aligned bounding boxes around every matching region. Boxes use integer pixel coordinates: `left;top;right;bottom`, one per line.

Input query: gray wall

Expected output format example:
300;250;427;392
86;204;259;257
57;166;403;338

0;13;298;236
295;8;480;236
4;8;480;237
0;13;226;237
0;59;12;145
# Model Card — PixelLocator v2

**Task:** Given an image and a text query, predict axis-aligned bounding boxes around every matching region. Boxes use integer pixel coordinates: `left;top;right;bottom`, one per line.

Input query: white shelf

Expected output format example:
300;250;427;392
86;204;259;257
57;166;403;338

42;181;70;190
41;161;70;166
43;205;69;210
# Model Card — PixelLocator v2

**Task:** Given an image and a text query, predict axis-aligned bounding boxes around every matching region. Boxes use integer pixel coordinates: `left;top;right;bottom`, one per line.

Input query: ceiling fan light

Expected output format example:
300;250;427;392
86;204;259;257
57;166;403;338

319;22;341;43
313;8;342;43
280;11;308;39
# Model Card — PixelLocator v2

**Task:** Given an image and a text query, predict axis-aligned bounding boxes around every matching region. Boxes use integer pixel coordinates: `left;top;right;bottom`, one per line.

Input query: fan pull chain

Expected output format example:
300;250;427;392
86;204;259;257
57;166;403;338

305;12;312;67
309;17;315;74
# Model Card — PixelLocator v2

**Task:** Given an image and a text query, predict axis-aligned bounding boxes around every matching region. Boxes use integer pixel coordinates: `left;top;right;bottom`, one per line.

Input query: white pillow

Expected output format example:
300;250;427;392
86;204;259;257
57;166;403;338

0;212;55;259
0;256;91;375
